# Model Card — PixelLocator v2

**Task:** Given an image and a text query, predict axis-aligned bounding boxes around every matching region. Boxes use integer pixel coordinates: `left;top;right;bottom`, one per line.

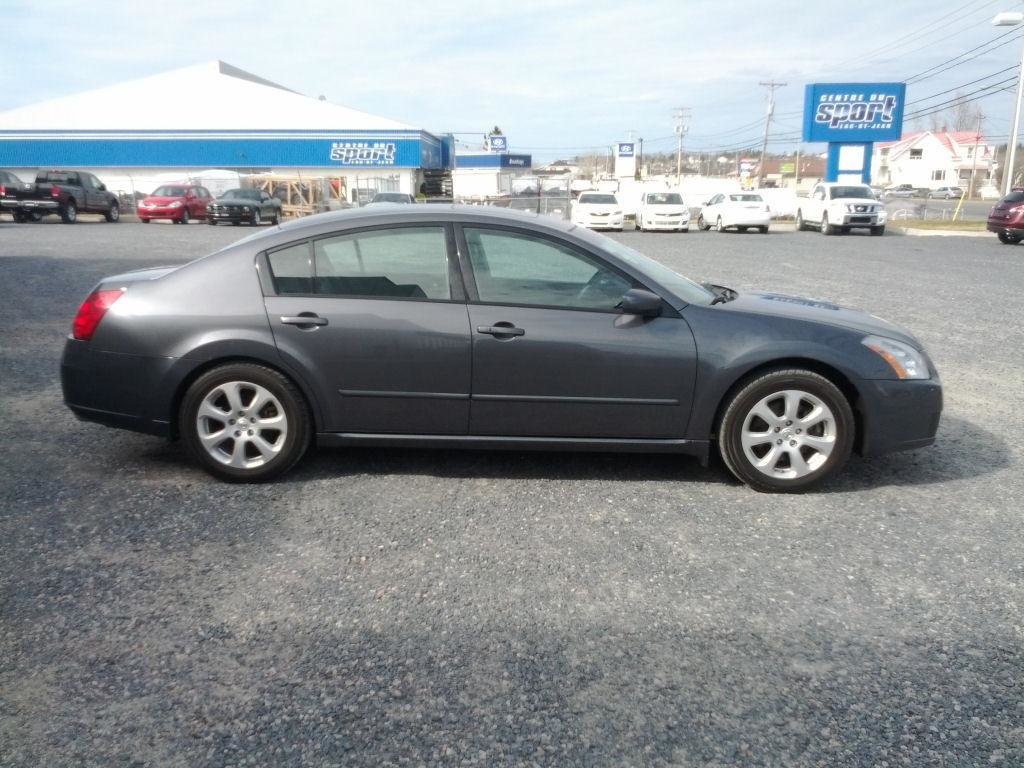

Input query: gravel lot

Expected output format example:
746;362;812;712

1;215;1022;767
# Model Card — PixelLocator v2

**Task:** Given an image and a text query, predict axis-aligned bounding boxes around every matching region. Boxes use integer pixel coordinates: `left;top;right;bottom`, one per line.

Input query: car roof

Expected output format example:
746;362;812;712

227;204;582;251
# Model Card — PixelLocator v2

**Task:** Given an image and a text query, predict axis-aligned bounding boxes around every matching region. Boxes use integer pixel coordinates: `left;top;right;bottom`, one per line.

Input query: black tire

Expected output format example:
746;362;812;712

716;216;725;233
28;211;43;222
252;209;262;226
759;226;769;234
871;226;885;236
104;202;120;222
208;219;217;226
718;369;855;493
180;208;190;225
997;231;1020;244
271;210;280;225
821;212;833;235
795;210;805;231
179;363;312;482
61;200;77;224
739;226;749;233
635;218;642;231
12;210;27;223
698;214;710;231
141;218;150;223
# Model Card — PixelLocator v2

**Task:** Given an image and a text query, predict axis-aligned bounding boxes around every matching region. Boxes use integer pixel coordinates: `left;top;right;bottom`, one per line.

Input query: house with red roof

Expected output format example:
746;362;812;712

871;131;996;190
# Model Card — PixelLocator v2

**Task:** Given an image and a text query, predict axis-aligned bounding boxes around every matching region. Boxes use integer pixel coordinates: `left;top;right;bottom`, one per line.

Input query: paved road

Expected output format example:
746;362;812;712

1;217;1022;766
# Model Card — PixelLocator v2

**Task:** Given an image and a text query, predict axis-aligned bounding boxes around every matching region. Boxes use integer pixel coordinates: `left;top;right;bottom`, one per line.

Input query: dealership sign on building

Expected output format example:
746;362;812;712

803;82;906;183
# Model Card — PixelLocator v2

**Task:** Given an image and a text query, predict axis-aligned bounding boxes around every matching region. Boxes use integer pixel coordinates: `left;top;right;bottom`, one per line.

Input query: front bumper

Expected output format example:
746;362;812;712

837;210;884;227
640;217;689;230
207;208;258;223
856;377;943;457
574;216;624;230
137;205;188;220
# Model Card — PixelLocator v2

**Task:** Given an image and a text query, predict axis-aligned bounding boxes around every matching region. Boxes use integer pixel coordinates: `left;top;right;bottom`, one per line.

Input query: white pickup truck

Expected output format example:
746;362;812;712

795;182;886;236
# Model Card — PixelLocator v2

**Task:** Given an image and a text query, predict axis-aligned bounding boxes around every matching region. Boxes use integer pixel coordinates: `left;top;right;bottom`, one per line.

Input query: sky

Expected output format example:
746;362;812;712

4;0;1024;160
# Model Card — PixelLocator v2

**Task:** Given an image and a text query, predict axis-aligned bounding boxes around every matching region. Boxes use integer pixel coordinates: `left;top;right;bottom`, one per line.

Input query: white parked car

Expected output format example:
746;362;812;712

697;192;771;234
635;191;690;231
796;183;887;236
978;185;1001;201
571;192;623;231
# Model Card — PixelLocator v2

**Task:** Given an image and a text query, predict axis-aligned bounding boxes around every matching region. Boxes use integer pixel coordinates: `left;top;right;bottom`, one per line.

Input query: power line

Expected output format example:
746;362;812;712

906;25;1020;82
905;64;1019;106
904;76;1019;119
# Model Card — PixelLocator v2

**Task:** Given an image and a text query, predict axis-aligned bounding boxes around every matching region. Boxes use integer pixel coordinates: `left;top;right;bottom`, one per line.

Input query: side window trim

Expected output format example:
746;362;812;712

453;222;651;314
260;222;466;303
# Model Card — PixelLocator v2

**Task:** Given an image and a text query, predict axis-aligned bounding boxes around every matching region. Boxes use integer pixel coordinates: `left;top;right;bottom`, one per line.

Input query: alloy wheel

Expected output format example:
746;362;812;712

195;381;288;469
740;389;837;480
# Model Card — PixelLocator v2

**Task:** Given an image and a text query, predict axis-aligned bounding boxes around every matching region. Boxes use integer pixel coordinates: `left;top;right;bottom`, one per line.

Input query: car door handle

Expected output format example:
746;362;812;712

280;314;328;327
476;323;525;338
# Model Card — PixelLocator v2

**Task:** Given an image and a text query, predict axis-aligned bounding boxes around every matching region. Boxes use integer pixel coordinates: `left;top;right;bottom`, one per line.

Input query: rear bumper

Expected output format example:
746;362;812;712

856;377;943;457
986;221;1024;236
2;199;59;210
61;338;175;437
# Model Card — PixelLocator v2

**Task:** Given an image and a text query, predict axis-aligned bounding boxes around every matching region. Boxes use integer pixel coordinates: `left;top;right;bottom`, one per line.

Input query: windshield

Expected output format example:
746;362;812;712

645;193;683;205
220;189;260;200
728;194;763;202
579;194;617;205
830;186;873;199
575;230;714;305
151;185;188;197
372;192;411;203
1001;191;1024;203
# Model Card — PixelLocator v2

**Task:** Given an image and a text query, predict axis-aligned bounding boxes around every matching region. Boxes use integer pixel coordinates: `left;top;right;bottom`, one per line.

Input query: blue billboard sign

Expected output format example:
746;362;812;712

617;142;635;157
488;135;508;152
802;82;906;143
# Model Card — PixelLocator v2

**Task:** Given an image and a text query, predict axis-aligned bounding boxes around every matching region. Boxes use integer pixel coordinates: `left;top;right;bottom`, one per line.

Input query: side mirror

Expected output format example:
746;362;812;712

98;183;107;191
617;288;662;317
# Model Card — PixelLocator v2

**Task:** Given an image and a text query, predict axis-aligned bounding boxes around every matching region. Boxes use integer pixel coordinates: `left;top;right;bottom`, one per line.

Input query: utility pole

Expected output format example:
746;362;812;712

968;113;984;200
794;142;802;188
673;107;690;183
757;80;787;187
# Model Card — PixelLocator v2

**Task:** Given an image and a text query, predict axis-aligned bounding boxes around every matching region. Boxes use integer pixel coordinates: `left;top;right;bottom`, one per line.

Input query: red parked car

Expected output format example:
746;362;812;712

137;184;213;224
986;188;1024;244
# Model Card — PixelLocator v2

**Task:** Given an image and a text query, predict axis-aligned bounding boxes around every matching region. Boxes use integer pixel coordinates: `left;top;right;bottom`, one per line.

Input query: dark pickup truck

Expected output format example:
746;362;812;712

2;170;120;223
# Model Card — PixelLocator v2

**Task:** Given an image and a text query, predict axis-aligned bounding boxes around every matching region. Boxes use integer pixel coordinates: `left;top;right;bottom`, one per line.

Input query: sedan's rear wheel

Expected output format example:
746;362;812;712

180;363;311;482
997;231;1020;244
795;210;805;231
180;208;190;225
716;216;724;232
105;202;120;222
718;369;854;493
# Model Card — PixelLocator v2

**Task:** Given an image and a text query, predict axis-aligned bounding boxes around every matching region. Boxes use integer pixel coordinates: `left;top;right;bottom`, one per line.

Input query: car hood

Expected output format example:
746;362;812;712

213;198;256;205
720;289;922;348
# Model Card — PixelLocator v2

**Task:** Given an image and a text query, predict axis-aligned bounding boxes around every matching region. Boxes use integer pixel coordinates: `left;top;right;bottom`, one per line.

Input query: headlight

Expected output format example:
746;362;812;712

613;210;622;215
862;335;929;379
137;201;149;208
168;200;183;208
242;206;251;212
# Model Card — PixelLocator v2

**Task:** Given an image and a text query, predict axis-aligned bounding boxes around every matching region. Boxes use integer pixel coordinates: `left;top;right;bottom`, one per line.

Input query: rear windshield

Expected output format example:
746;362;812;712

1001;191;1024;203
645;193;683;204
372;193;411;203
579;194;617;204
36;171;77;184
729;194;763;202
152;185;188;197
830;186;873;199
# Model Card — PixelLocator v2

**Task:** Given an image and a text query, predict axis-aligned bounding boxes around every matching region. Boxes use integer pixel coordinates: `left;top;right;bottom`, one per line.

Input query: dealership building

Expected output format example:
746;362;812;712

0;61;454;202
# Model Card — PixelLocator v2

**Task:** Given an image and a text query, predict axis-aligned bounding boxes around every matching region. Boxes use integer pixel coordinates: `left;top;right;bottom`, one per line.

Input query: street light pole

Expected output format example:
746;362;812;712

994;11;1024;193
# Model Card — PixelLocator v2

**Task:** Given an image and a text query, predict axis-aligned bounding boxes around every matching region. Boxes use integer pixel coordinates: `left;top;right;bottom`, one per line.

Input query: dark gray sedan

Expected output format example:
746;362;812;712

61;206;941;491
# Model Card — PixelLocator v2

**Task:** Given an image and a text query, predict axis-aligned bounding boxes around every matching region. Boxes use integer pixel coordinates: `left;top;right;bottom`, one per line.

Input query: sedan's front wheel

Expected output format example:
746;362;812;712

718;369;854;493
180;363;311;482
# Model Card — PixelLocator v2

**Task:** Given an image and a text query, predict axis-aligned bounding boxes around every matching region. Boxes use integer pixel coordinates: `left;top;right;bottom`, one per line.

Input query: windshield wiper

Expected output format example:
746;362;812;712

702;282;737;305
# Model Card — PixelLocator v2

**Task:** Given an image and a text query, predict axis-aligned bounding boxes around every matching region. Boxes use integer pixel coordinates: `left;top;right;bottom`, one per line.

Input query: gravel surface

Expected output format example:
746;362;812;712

1;216;1022;767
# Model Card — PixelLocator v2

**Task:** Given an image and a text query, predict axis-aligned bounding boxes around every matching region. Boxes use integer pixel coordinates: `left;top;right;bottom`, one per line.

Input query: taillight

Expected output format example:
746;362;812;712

72;289;124;340
50;185;60;197
0;184;6;196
